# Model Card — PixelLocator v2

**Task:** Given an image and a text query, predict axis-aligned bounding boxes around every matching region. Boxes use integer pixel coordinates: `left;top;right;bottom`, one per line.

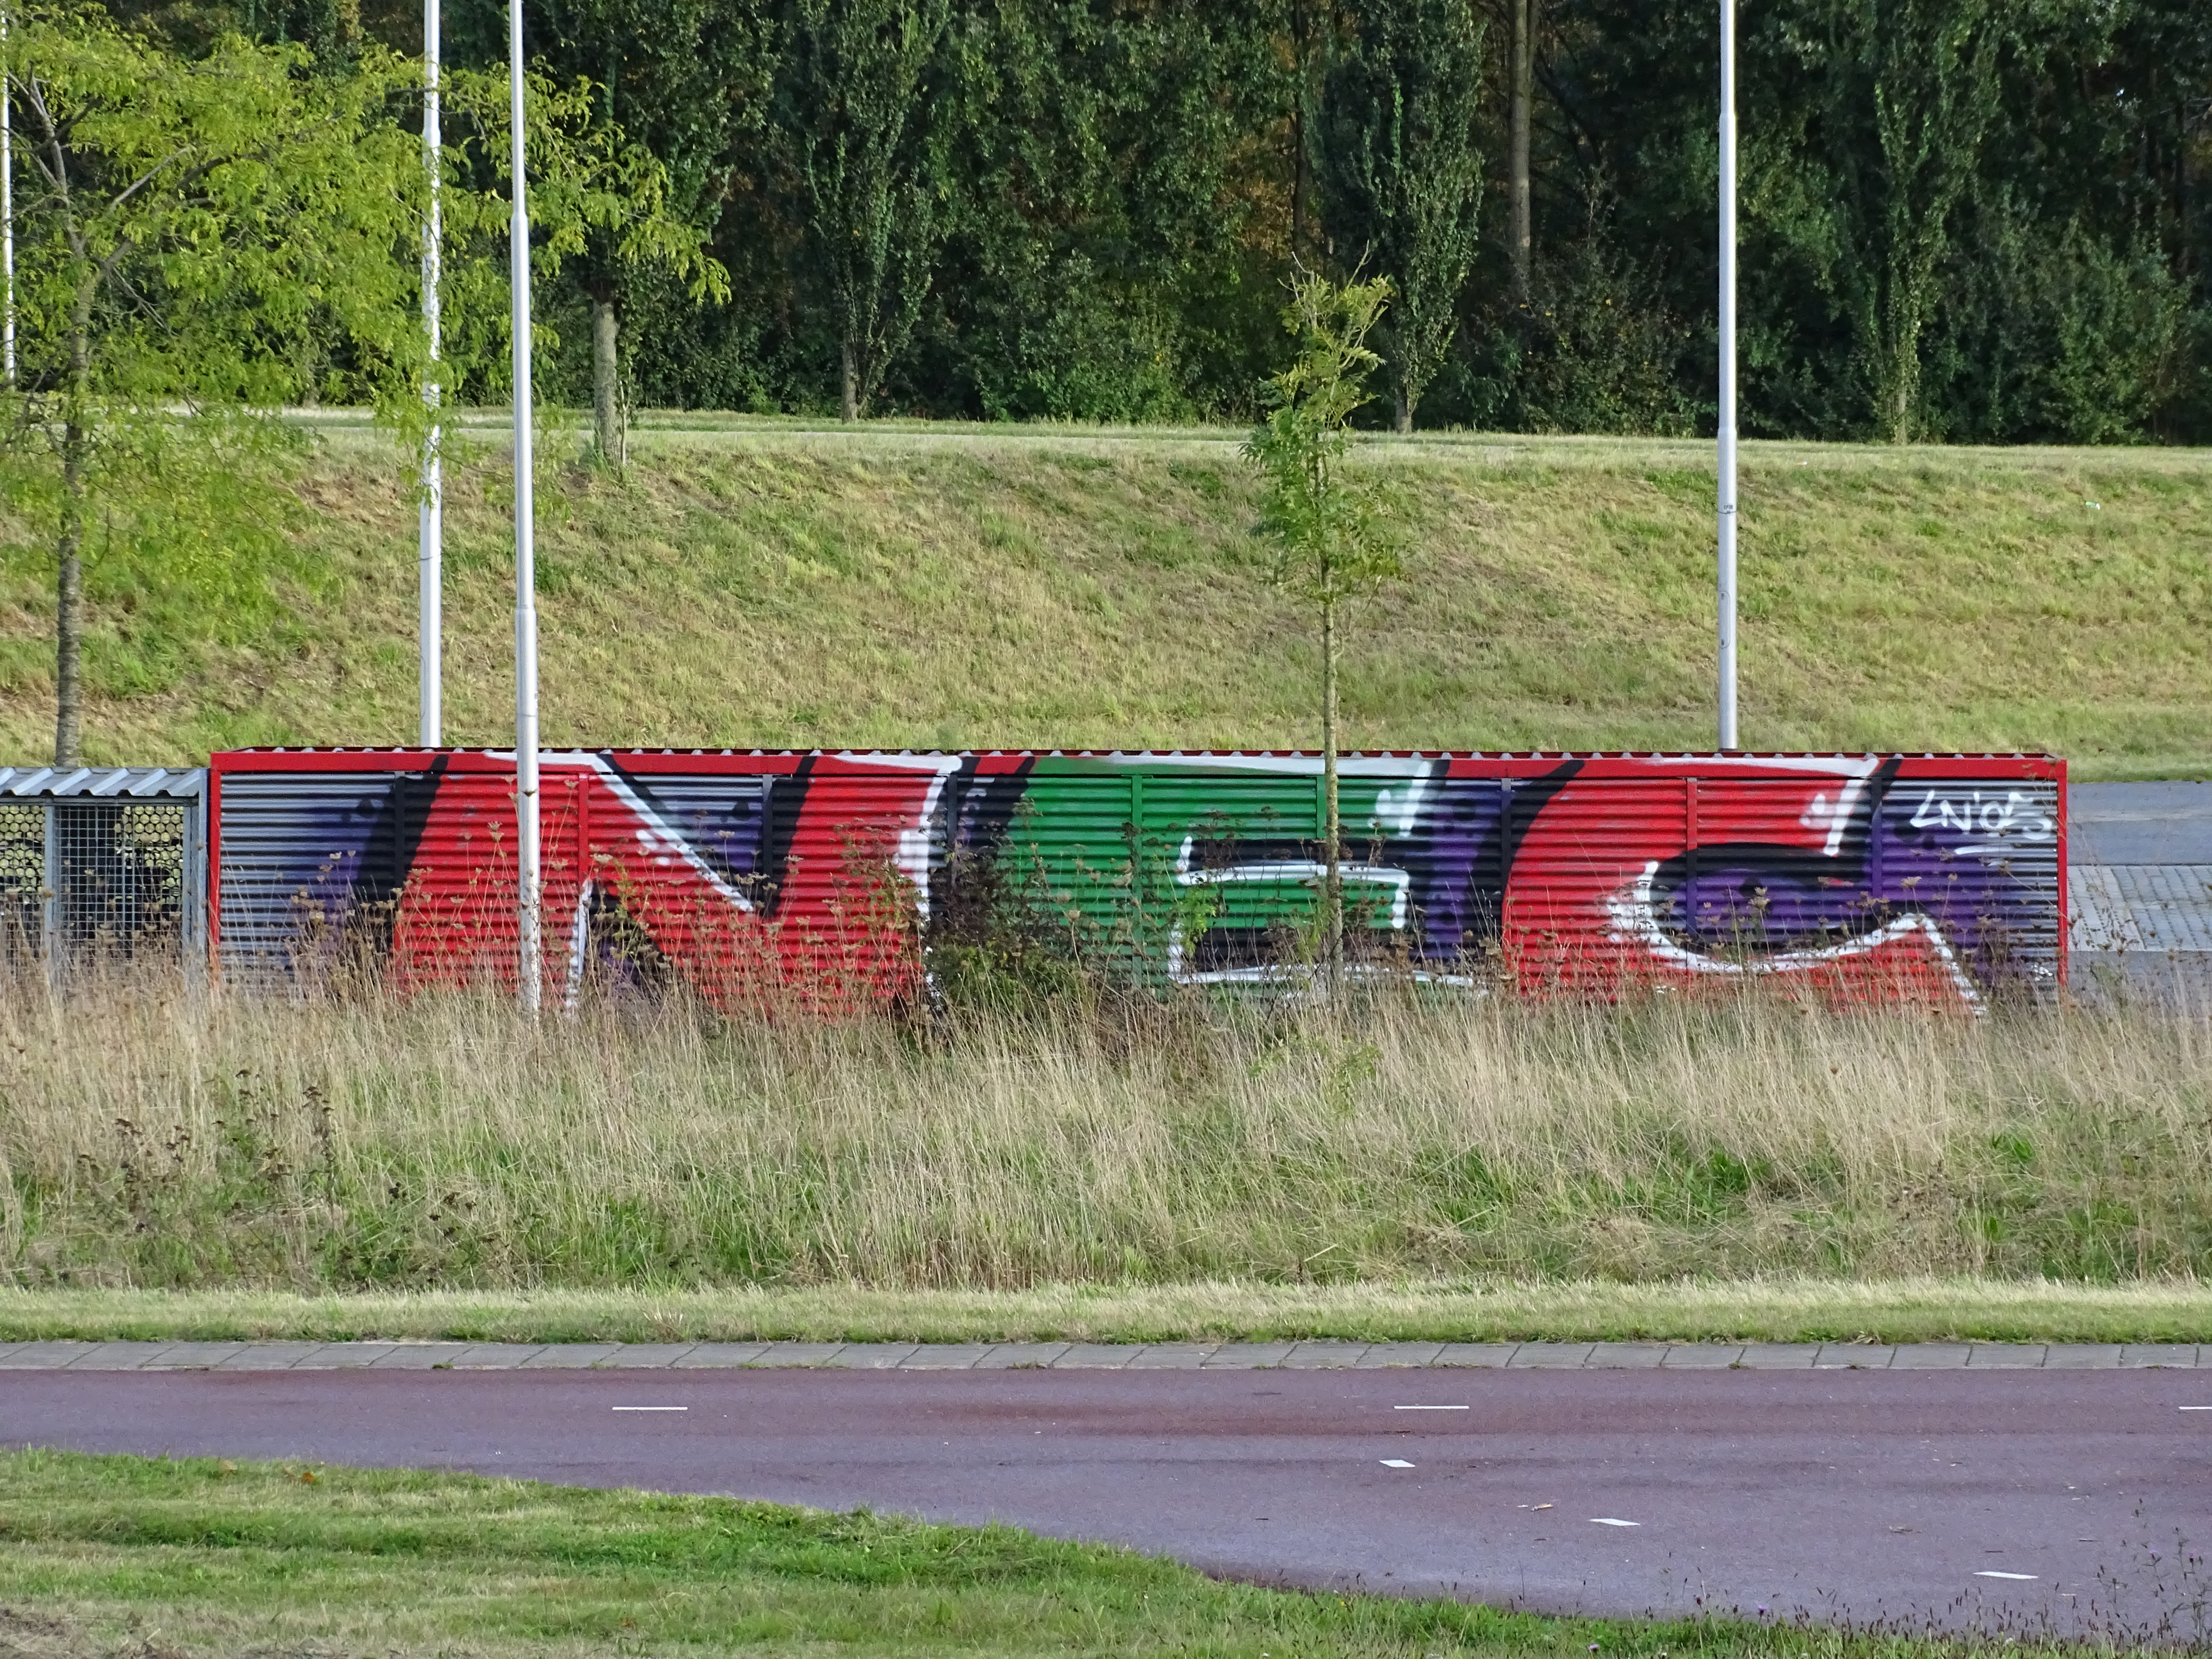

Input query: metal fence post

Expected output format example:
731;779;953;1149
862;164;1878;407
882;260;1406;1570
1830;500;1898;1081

185;784;208;990
40;796;55;987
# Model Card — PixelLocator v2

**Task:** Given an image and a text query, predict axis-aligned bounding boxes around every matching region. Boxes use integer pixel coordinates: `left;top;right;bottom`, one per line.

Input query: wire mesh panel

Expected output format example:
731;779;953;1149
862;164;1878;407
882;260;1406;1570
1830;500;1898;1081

0;769;207;980
52;800;187;960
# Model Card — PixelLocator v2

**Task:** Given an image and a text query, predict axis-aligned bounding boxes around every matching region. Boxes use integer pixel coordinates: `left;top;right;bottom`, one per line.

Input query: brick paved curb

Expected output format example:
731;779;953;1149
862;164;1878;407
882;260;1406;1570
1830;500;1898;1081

0;1339;2200;1372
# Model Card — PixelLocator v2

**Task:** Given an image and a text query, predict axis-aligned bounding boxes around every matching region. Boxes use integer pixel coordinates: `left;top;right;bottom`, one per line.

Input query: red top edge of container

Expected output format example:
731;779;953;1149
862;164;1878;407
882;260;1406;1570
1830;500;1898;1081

209;746;2063;761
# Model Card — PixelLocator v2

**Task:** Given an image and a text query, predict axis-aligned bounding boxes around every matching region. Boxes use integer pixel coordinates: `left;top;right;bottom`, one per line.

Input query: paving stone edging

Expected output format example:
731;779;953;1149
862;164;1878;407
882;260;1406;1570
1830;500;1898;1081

0;1339;2200;1372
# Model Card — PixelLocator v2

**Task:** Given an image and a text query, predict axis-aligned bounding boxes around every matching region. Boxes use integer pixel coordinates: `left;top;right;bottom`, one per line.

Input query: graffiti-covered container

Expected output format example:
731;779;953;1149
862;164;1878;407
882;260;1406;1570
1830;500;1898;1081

209;748;2064;1011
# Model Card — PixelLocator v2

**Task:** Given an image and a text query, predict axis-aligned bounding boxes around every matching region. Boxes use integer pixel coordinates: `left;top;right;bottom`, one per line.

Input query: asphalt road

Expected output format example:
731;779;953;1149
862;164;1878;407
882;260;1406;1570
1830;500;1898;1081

2065;783;2212;998
9;1366;2212;1636
2070;783;2212;865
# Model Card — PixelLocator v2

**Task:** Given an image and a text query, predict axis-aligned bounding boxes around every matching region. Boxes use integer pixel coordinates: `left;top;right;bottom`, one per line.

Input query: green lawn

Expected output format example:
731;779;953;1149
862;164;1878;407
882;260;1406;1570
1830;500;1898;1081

0;418;2206;775
0;1449;2085;1656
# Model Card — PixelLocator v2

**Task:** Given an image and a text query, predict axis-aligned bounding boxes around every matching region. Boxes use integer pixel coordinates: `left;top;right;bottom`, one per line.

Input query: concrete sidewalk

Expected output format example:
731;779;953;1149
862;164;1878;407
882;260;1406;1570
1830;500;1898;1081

0;1338;2199;1371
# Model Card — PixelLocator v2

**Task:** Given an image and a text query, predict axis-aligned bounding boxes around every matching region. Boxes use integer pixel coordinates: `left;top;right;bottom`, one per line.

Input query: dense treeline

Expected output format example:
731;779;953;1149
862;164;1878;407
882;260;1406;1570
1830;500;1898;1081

113;0;2212;439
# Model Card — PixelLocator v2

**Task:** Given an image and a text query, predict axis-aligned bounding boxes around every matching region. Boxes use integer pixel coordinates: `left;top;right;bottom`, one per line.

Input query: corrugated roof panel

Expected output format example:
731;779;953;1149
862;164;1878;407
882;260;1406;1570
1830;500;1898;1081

0;766;205;798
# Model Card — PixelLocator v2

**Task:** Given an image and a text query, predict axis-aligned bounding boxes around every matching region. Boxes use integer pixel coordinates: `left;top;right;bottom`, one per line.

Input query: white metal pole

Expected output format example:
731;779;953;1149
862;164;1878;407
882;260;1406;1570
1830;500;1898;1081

510;0;541;1013
1716;0;1739;751
3;6;15;387
418;0;442;745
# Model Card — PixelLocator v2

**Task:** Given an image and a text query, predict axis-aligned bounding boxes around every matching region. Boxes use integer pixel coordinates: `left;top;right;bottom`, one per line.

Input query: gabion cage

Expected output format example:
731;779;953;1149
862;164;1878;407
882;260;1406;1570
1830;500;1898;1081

0;768;207;977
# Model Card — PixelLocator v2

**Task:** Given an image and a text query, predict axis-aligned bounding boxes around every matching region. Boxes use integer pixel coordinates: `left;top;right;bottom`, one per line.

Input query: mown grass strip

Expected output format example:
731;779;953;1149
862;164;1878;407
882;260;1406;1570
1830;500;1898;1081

4;1278;2209;1347
0;1449;2124;1657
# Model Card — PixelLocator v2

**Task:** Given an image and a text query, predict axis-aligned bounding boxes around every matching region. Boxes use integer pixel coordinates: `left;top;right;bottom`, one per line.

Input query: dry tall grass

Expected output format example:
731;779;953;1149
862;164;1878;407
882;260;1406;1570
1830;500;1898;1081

4;975;2209;1289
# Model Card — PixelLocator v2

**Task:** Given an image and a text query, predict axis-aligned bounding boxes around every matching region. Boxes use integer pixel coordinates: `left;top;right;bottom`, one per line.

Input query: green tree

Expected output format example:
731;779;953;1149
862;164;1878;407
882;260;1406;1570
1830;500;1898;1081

1506;0;1537;303
521;0;768;463
916;0;1283;423
434;58;731;450
1243;267;1397;997
1311;0;1485;432
1783;0;2006;442
3;7;719;765
85;0;2212;441
780;0;952;420
4;9;427;766
774;0;946;422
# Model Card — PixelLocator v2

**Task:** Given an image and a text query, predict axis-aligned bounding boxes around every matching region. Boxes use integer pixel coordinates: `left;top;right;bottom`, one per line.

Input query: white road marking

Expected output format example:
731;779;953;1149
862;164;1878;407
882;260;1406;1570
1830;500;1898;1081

2180;1406;2212;1411
1380;1459;1416;1469
1976;1571;2038;1580
1590;1518;1640;1527
1394;1405;1469;1411
612;1406;688;1412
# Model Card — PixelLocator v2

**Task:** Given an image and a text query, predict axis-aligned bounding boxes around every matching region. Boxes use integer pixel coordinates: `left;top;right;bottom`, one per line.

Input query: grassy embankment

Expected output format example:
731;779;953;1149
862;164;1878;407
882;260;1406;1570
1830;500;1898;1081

0;416;2204;774
0;1449;2164;1658
4;980;2211;1341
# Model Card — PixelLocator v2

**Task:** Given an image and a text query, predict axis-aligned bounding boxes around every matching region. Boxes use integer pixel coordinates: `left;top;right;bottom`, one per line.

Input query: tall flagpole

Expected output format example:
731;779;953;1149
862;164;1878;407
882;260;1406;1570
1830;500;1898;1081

419;0;442;746
510;0;541;1013
1716;0;1739;751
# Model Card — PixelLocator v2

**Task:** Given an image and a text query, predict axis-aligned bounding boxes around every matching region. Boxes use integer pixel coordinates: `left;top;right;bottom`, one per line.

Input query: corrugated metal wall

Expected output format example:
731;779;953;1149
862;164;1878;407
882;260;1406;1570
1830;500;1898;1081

212;749;2064;1010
